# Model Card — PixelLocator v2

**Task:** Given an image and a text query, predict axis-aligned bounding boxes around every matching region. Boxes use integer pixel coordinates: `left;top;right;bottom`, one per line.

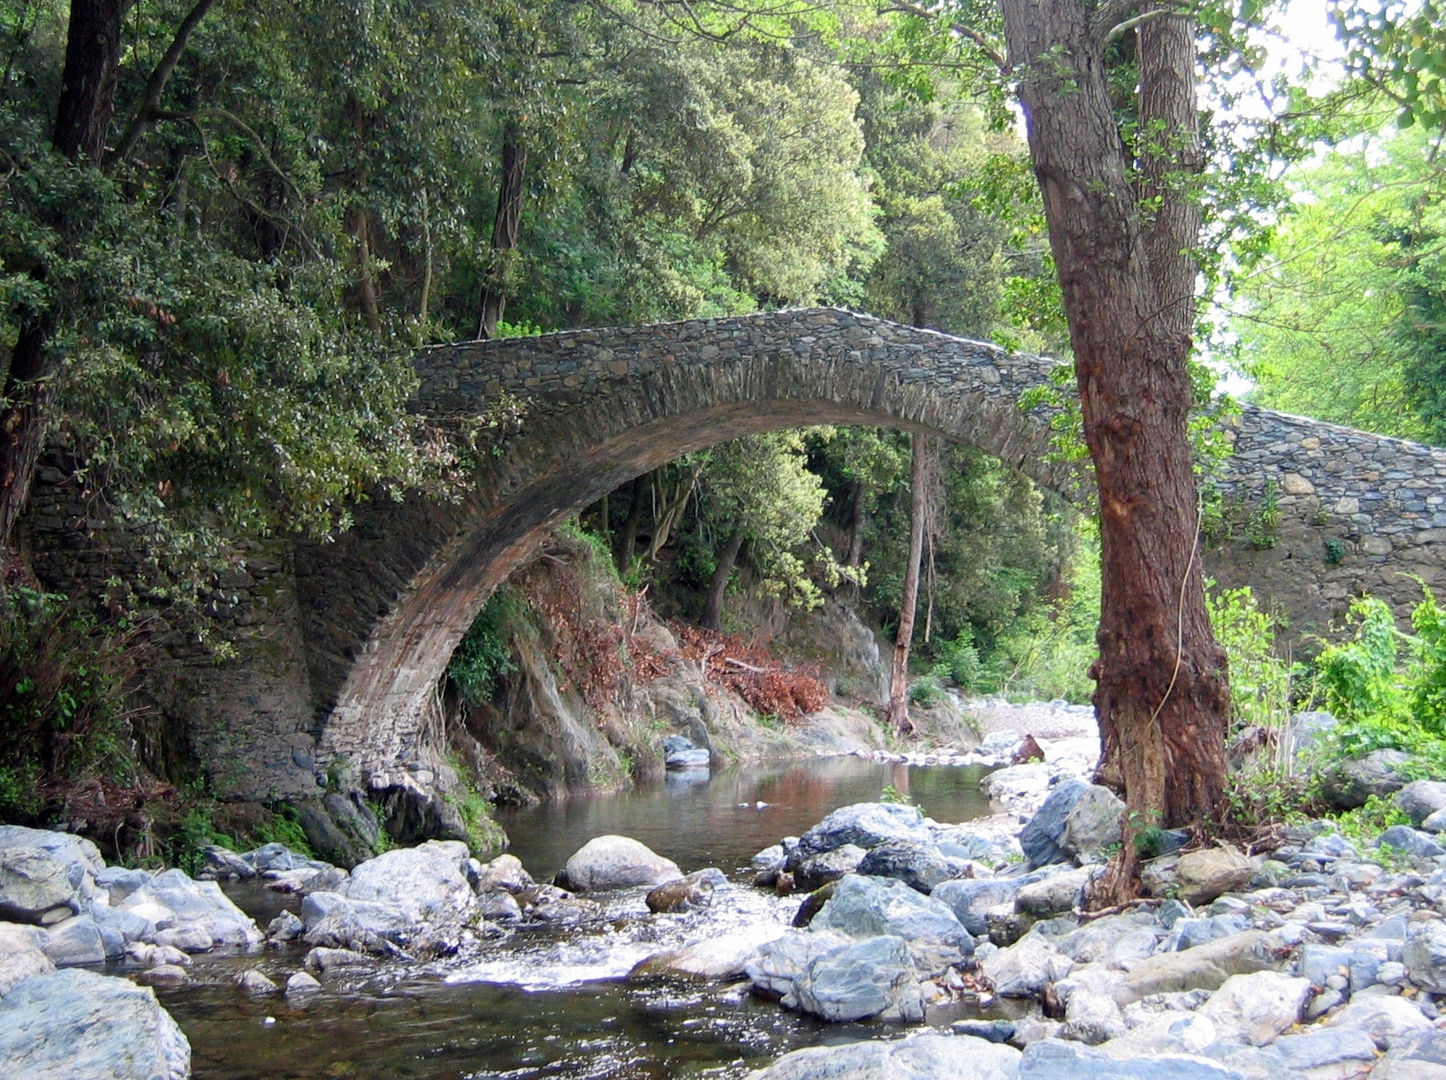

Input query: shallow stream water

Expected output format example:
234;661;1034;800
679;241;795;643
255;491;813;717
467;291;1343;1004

162;755;1002;1080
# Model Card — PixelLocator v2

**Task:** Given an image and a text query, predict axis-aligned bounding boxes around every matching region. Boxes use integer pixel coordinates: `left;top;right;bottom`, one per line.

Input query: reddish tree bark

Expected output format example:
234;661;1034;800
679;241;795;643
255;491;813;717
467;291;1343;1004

702;528;745;630
998;0;1230;856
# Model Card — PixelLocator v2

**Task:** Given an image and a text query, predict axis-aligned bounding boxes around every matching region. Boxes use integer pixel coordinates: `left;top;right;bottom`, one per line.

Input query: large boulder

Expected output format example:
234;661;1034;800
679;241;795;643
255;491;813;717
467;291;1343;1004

787;935;924;1023
1403;919;1446;993
791;803;933;862
1172;847;1254;906
342;840;478;920
856;840;954;893
632;924;789;981
1273;1028;1379;1075
0;968;189;1080
745;929;856;999
1055;965;1128;1044
1322;749;1414;810
1372;1030;1446;1080
809;874;973;976
560;836;682;892
1377;825;1446;859
933;877;1022;935
0;827;103;879
1059;785;1125;864
1196;971;1309;1046
745;1033;1020;1080
1397;780;1446;826
118;868;261;948
1019;781;1088;869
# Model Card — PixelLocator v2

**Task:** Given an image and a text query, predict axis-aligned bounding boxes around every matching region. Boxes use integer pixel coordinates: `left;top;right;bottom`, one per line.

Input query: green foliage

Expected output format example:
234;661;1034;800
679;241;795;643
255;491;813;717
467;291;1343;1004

879;783;916;806
1207;584;1294;733
253;805;314;857
1335;793;1412;851
173;807;237;877
907;674;948;708
0;587;141;818
1315;597;1404;725
933;629;983;691
447;591;521;705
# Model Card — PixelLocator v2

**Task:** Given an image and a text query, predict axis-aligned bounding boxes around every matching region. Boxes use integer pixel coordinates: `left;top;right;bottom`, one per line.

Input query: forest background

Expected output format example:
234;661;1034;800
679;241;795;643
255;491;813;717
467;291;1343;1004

1;0;1444;826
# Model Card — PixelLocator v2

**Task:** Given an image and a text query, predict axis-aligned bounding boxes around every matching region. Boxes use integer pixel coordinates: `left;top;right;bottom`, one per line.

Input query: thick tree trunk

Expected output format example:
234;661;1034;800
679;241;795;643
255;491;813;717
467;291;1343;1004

53;0;126;164
1;0;127;546
348;203;382;335
477;120;527;340
702;528;745;630
885;433;930;732
998;1;1229;848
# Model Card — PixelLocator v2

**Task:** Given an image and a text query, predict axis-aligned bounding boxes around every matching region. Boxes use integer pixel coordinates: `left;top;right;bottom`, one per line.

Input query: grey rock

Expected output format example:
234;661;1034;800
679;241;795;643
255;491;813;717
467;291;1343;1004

632;925;788;981
1016;865;1099;915
560;836;682;892
982;931;1071;997
952;1019;1017;1043
1285;711;1338;764
1423;808;1446;834
1020;1038;1249;1080
474;853;533;894
119;868;261;948
237;969;279;994
0;827;103;878
134;964;189;987
1372;1029;1446;1080
266;911;304;942
792;845;867;892
285;970;321;994
1059;784;1125;864
1325;994;1433;1048
1398;781;1446;826
856;840;954;893
342;840;480;922
646;870;717;913
90;904;154;948
1054;913;1162;965
744;1032;1020;1080
1057;965;1128;1044
0;968;189;1080
200;846;256;881
95;867;151;905
751;845;786;872
1117;931;1283;1004
1172;847;1254;906
304;946;375;974
745;929;856;998
0;943;53;998
0;848;80;926
1019;780;1088;869
810;873;973;976
792;802;933;861
1322;749;1415;810
660;734;693;755
665;747;710;768
1404;920;1446;993
1171;915;1250;952
933;877;1022;935
1378;825;1446;858
1273;1027;1379;1071
41;915;107;966
1195;971;1310;1046
152;926;213;954
787;934;924;1022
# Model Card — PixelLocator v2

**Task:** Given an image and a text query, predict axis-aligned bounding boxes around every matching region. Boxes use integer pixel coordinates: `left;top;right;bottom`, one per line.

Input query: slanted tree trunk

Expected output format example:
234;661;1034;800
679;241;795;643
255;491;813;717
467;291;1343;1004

618;473;648;571
885;433;931;732
998;1;1229;878
846;479;867;568
702;529;746;630
1;0;128;546
477;120;526;340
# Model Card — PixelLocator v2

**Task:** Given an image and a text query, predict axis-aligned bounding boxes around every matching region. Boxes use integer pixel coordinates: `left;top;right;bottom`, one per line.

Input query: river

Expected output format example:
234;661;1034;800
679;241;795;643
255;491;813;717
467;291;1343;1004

160;755;1002;1079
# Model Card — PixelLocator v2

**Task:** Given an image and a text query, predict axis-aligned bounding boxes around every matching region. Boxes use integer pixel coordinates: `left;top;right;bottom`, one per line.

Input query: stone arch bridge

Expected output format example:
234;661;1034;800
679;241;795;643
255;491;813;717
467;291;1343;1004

28;308;1446;801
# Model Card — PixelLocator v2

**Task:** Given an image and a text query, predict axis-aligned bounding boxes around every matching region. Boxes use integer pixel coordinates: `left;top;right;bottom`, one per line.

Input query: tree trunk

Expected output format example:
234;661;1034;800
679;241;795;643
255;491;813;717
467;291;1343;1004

1;0;127;546
846;479;867;568
998;1;1229;855
885;433;930;732
477;120;527;340
53;0;126;164
702;529;746;630
618;473;648;570
348;203;382;335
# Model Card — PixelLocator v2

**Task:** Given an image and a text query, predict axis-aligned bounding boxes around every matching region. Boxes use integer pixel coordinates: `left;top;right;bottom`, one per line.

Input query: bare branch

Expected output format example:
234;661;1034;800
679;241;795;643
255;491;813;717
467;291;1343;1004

882;0;1009;74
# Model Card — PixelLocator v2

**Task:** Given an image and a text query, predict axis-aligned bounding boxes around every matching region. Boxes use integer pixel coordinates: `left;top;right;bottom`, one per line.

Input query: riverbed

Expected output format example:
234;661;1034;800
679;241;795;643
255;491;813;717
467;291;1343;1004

160;756;1002;1079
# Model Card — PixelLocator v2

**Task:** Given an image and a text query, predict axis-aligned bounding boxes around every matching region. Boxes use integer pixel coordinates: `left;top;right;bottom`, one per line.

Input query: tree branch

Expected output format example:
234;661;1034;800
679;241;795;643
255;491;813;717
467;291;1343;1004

1091;0;1192;45
111;0;218;164
882;0;1009;74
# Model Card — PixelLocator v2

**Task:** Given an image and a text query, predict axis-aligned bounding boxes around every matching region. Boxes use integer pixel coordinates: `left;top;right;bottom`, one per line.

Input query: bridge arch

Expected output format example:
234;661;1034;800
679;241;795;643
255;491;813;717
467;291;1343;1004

296;309;1072;785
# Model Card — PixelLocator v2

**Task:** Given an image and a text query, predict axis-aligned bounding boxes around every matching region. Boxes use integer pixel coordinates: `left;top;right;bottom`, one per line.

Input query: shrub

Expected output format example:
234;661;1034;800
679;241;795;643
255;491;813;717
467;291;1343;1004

0;586;146;818
933;630;981;690
908;674;948;707
1207;584;1294;735
448;591;520;705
